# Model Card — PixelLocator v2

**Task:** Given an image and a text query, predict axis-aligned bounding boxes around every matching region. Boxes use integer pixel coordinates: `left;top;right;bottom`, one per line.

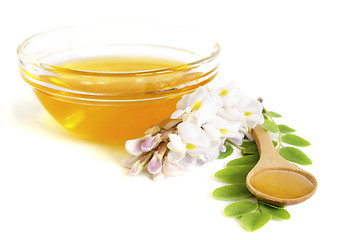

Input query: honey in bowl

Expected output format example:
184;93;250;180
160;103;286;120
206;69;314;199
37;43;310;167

17;24;220;143
31;56;213;142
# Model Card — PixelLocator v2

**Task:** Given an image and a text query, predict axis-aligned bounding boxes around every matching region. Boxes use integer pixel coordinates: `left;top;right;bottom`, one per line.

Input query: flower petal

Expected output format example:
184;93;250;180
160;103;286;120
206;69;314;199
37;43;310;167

207;115;241;132
236;95;264;128
125;136;148;156
176;94;191;110
147;153;163;174
181;154;197;164
190;95;219;127
170;107;191;120
177;122;210;148
141;134;162;152
187;87;208;109
167;134;186;153
202;123;221;139
218;107;243;121
167;150;185;163
187;138;221;155
219;143;226;152
130;160;144;176
162;158;187;176
121;156;139;168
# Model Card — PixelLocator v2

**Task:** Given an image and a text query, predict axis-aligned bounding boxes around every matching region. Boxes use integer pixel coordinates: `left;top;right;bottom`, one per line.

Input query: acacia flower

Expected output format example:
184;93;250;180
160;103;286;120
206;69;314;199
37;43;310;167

130;151;154;176
123;83;264;179
147;141;168;174
171;87;221;127
166;122;221;165
216;83;264;138
124;125;162;156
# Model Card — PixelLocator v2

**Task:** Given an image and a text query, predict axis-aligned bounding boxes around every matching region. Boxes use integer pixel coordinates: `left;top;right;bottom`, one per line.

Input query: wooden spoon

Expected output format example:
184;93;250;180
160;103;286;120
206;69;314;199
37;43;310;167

246;125;317;206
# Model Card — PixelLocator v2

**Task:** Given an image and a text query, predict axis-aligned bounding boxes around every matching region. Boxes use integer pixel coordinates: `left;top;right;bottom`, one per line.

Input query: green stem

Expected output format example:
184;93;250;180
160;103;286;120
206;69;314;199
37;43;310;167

262;106;283;152
226;139;243;150
256;199;262;212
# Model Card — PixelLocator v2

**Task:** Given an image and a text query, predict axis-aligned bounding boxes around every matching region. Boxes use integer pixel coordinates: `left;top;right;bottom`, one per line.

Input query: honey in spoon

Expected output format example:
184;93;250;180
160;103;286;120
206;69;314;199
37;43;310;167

250;169;314;199
246;125;317;206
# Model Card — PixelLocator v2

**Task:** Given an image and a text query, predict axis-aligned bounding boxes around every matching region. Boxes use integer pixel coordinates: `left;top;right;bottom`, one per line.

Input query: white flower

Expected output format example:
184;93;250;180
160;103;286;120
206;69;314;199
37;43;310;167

206;114;245;146
171;87;221;127
217;83;242;109
123;82;265;179
167;122;221;164
236;95;264;129
167;122;222;165
167;134;187;163
216;83;264;130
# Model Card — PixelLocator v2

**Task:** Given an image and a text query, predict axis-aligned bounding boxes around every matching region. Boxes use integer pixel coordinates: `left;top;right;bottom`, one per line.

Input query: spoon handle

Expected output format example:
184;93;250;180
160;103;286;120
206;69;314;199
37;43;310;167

252;124;279;157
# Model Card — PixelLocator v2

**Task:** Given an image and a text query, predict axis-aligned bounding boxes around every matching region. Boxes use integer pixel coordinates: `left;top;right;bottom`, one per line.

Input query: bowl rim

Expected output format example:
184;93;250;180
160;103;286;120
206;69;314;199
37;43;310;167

17;22;221;76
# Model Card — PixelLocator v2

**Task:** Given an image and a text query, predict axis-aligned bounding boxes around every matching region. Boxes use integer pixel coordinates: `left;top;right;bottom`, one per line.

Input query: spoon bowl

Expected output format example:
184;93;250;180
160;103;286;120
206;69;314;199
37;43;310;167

246;125;317;206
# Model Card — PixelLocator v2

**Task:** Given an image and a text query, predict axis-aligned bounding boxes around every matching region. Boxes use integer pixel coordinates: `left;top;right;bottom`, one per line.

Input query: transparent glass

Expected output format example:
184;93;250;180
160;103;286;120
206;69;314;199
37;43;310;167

17;23;220;143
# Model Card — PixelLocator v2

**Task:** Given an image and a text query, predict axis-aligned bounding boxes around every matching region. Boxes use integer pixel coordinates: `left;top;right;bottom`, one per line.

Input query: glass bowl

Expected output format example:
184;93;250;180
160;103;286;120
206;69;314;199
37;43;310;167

17;23;220;143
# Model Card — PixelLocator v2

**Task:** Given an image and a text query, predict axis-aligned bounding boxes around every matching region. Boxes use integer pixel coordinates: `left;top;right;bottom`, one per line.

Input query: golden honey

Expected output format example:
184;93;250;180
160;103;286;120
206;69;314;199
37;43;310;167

18;24;220;143
250;170;314;199
26;56;215;143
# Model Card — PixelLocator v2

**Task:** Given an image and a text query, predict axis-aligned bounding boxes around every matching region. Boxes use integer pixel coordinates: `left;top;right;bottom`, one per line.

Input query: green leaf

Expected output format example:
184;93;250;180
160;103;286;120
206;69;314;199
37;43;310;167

242;144;258;154
214;165;254;183
279;147;312;165
260;201;285;209
240;141;256;148
224;201;257;217
218;142;234;159
262;119;278;133
242;141;277;155
282;134;311;147
268;111;282;118
212;183;253;200
227;154;260;166
278;124;296;133
240;212;271;232
260;204;291;220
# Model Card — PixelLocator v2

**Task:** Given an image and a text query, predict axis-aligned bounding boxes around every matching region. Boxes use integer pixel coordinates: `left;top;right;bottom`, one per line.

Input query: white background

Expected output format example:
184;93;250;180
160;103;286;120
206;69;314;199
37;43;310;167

1;0;359;239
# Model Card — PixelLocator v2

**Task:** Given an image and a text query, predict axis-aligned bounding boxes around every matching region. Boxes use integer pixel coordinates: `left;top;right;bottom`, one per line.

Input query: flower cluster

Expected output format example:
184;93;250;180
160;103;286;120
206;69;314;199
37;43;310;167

122;83;264;180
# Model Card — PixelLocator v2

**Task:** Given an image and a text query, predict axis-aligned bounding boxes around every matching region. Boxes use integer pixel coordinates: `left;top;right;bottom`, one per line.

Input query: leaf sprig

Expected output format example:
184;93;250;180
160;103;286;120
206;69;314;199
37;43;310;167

213;104;312;231
213;146;291;231
262;106;312;165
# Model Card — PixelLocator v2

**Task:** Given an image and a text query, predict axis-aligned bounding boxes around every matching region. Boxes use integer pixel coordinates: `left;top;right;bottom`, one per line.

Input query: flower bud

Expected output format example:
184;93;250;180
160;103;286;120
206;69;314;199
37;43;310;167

145;125;162;136
130;151;154;176
130;160;144;176
160;128;177;140
156;141;168;157
147;153;163;174
121;155;139;168
125;136;149;156
141;134;162;152
163;119;181;130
